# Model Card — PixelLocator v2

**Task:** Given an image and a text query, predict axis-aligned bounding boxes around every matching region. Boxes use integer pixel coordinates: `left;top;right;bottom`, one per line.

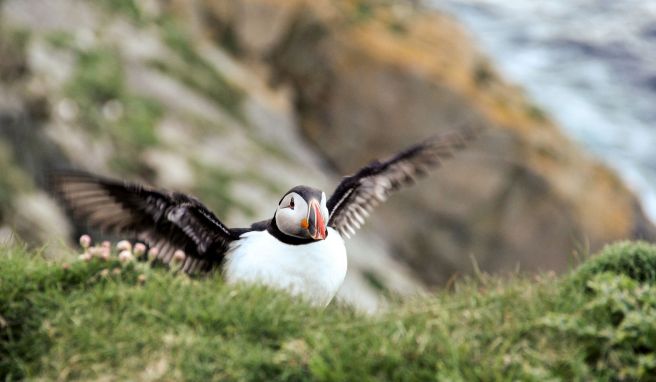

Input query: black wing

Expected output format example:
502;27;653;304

52;171;240;273
327;127;479;238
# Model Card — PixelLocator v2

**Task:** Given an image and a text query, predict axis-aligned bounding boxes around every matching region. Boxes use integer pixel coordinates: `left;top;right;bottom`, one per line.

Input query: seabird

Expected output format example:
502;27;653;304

53;127;477;306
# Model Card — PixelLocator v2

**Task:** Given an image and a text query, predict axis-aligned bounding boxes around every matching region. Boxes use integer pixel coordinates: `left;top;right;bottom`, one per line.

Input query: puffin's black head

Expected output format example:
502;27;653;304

274;186;329;241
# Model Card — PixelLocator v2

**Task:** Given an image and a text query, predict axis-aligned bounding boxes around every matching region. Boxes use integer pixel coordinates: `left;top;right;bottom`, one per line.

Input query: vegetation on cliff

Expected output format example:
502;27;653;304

1;241;655;381
2;0;655;310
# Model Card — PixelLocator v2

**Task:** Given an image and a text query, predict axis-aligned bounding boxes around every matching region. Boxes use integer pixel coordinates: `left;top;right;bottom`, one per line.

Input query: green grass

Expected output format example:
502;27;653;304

97;0;144;24
152;17;245;120
44;31;75;50
190;162;256;219
2;241;656;380
0;26;29;81
569;240;656;285
63;46;163;177
0;142;33;222
66;48;124;106
94;0;246;119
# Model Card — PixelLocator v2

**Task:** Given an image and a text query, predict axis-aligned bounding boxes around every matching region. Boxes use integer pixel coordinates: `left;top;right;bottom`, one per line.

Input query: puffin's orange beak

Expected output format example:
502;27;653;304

307;199;327;240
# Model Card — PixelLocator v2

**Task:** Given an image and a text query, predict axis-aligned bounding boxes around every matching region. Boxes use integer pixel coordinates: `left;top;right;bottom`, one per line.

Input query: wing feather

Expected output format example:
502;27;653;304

327;126;480;238
52;171;238;273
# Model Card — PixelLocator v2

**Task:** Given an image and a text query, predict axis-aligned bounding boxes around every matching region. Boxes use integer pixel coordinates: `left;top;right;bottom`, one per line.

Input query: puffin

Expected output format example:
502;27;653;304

53;127;478;306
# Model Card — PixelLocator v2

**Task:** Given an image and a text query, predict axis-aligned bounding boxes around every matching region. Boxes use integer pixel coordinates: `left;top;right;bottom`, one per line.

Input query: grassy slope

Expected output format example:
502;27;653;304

1;242;656;381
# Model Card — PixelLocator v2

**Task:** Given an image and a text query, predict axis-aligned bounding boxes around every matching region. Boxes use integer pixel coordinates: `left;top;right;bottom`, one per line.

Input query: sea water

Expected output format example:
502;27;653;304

433;0;656;221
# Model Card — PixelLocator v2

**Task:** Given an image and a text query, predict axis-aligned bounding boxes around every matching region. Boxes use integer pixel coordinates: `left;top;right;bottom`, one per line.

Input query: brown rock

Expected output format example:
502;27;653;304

203;0;655;284
0;0;425;309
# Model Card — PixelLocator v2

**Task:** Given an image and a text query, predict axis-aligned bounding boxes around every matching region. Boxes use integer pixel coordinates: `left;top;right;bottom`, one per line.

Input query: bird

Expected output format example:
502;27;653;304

52;126;479;306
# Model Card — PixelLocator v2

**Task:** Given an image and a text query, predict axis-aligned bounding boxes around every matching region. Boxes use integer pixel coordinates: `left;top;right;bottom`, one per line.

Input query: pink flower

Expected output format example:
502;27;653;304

147;247;159;262
117;240;132;252
89;247;103;258
79;234;91;249
133;243;146;257
78;253;92;262
173;250;186;263
100;247;111;261
118;250;134;263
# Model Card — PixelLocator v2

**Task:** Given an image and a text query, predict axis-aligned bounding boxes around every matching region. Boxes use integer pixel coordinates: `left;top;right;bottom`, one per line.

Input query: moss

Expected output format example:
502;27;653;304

569;240;656;287
117;97;162;148
353;1;374;22
217;24;242;56
473;61;495;88
542;272;656;379
66;48;124;114
106;96;162;177
242;171;286;198
149;59;243;120
44;31;75;50
526;103;548;122
0;27;29;81
362;270;388;294
190;162;255;219
64;46;163;178
154;17;245;120
0;142;32;223
96;0;146;24
199;9;243;56
388;20;408;35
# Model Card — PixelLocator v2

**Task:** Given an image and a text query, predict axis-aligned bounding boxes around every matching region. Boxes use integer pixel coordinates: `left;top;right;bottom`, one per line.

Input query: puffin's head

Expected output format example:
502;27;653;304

274;186;329;241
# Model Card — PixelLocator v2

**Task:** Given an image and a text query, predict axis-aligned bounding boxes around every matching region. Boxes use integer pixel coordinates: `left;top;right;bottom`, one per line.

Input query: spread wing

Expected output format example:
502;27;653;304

327;127;479;238
52;171;239;273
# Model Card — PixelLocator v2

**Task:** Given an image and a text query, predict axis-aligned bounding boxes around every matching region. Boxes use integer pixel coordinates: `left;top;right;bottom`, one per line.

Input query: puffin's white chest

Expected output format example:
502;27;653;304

223;227;347;306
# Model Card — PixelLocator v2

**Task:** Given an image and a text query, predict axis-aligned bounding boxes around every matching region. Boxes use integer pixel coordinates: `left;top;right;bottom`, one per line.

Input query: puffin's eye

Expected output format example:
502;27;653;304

289;197;295;210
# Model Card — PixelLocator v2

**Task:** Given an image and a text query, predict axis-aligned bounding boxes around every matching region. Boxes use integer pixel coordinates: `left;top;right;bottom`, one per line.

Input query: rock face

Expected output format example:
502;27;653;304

0;0;423;311
0;0;652;309
202;0;655;283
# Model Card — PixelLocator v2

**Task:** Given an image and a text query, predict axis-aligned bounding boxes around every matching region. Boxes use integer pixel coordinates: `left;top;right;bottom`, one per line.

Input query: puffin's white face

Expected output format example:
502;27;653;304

275;191;329;240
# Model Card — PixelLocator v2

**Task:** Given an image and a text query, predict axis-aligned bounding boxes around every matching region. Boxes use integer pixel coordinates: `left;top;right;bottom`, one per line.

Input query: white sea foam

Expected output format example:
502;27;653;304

432;0;656;221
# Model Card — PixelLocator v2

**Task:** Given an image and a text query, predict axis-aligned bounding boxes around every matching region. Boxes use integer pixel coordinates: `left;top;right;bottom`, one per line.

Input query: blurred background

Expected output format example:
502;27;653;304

0;0;654;310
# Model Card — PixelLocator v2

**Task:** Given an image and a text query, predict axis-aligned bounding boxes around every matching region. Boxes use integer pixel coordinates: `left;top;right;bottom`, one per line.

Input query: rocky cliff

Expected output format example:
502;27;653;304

202;0;655;282
0;0;652;308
